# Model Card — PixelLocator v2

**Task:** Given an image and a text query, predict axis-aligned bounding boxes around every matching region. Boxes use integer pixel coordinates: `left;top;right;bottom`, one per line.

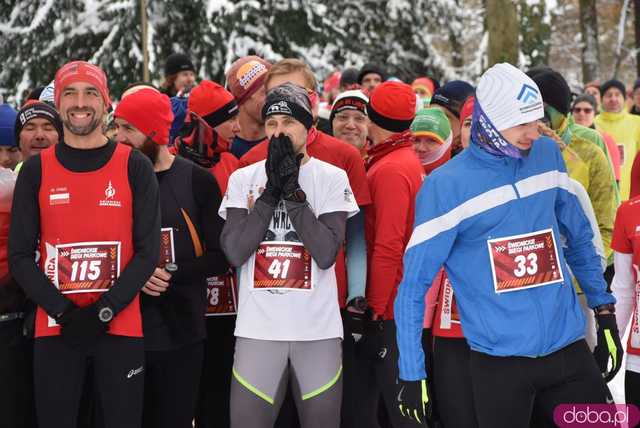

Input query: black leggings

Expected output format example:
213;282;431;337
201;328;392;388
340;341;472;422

33;334;144;428
432;336;479;428
0;319;36;428
470;340;608;428
195;316;236;428
625;370;640;407
143;341;204;428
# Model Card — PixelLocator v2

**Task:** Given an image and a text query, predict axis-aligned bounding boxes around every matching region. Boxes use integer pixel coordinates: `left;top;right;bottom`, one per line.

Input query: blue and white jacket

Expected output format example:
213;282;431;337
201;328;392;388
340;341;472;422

394;137;614;381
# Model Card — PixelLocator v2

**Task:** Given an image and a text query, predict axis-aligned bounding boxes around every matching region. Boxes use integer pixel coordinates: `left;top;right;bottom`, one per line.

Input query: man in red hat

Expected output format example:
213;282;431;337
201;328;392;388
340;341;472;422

114;88;228;428
225;56;272;158
360;81;424;428
9;61;160;428
178;79;240;194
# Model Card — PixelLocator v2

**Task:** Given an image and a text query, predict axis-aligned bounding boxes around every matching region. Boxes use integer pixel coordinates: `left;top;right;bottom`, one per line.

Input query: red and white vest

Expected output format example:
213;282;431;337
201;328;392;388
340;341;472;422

35;144;141;338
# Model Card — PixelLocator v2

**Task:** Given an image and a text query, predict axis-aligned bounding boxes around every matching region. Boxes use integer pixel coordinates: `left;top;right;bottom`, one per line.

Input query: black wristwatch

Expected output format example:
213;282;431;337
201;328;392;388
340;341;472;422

98;305;114;323
285;188;307;203
594;303;615;315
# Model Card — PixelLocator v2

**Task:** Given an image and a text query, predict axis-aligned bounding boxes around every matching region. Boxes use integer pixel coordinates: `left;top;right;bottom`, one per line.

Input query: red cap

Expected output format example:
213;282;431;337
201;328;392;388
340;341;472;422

54;61;111;108
188;80;238;128
367;81;416;132
412;77;435;97
225;56;272;106
114;88;173;145
459;96;475;124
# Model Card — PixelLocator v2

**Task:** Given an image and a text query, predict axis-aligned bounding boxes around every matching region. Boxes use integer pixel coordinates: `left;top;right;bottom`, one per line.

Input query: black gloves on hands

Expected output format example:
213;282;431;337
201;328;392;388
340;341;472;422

397;379;432;426
593;313;624;382
259;135;290;207
58;303;108;350
277;138;304;200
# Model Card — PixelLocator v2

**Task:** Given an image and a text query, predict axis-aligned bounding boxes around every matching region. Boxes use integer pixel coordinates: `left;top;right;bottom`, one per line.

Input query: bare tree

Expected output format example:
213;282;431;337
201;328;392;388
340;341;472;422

614;0;632;78
486;0;518;65
579;0;600;83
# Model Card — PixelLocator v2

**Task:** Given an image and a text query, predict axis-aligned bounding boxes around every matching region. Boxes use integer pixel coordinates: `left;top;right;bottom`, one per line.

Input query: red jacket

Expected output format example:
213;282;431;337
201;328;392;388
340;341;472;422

238;128;371;306
365;132;424;319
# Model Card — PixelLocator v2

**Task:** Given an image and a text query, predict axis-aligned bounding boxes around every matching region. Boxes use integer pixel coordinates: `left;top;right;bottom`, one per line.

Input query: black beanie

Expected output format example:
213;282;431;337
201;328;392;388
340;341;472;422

14;101;63;145
430;80;475;118
340;68;360;88
164;53;195;77
633;78;640;92
530;69;572;115
358;63;387;84
600;79;626;98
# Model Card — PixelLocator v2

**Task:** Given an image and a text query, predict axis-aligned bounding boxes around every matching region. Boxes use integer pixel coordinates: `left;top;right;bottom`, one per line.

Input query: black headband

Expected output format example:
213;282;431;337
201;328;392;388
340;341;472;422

262;99;313;130
202;99;239;129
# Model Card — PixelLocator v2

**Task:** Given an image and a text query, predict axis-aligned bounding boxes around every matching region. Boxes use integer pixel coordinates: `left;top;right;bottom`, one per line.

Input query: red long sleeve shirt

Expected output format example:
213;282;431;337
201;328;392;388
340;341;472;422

365;138;424;319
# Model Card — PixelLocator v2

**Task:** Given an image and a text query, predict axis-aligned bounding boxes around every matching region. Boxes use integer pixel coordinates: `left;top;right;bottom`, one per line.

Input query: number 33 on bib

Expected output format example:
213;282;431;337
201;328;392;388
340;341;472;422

487;229;564;293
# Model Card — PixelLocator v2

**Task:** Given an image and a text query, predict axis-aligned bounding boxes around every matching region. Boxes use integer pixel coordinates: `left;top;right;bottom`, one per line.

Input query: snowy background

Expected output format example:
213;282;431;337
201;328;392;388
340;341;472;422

1;0;639;104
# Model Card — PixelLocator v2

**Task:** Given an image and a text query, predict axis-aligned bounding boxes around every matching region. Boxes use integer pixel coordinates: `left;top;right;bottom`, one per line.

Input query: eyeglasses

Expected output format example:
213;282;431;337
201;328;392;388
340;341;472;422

572;107;593;114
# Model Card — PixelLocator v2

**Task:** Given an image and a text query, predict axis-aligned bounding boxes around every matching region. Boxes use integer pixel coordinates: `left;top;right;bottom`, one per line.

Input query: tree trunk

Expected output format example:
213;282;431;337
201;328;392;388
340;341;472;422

612;0;631;78
579;0;600;83
486;0;519;66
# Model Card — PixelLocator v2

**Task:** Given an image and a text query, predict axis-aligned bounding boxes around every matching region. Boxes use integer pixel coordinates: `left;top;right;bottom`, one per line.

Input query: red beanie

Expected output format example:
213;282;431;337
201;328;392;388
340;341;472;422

188;80;238;128
114;88;173;145
459;96;475;124
54;61;111;108
367;81;416;132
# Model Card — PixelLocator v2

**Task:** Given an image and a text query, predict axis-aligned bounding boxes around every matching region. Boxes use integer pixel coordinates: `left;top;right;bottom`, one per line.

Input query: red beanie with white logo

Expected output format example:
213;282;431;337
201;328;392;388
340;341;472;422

367;81;416;132
54;61;111;108
114;88;174;145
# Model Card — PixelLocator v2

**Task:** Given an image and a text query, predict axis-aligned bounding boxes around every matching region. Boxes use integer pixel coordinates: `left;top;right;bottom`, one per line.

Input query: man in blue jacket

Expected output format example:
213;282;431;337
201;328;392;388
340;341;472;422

394;63;623;427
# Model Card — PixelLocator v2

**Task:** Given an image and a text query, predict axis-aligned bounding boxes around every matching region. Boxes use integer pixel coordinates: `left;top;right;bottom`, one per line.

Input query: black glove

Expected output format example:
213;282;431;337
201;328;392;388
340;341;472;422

593;312;624;382
259;135;289;206
358;318;387;361
397;379;432;426
58;303;108;349
277;137;304;200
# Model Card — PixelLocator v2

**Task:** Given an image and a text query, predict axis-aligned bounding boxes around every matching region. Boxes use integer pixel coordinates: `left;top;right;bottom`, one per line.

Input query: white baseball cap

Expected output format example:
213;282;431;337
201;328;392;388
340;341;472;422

476;63;543;131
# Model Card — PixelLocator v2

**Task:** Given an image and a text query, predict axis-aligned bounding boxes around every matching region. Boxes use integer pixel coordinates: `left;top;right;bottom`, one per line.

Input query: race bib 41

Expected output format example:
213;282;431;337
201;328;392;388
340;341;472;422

487;229;563;293
253;241;312;291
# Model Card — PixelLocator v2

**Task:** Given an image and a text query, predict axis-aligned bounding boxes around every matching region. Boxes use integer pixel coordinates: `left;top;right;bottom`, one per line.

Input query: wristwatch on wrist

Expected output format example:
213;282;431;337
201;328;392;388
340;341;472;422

98;304;114;323
285;188;307;203
594;303;615;315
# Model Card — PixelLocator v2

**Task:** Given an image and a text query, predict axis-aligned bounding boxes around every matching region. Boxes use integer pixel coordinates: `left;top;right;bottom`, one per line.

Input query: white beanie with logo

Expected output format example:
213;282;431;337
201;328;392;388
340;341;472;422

476;63;544;131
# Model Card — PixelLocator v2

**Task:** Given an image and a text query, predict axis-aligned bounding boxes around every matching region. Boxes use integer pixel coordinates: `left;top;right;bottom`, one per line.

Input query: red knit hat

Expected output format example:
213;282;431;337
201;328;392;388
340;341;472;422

225;56;272;106
188;80;238;128
367;81;416;132
114;88;173;145
459;96;475;124
54;61;111;108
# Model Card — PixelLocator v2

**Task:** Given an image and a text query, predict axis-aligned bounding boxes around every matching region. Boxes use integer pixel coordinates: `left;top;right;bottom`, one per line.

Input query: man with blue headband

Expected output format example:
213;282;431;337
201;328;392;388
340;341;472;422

394;63;620;427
